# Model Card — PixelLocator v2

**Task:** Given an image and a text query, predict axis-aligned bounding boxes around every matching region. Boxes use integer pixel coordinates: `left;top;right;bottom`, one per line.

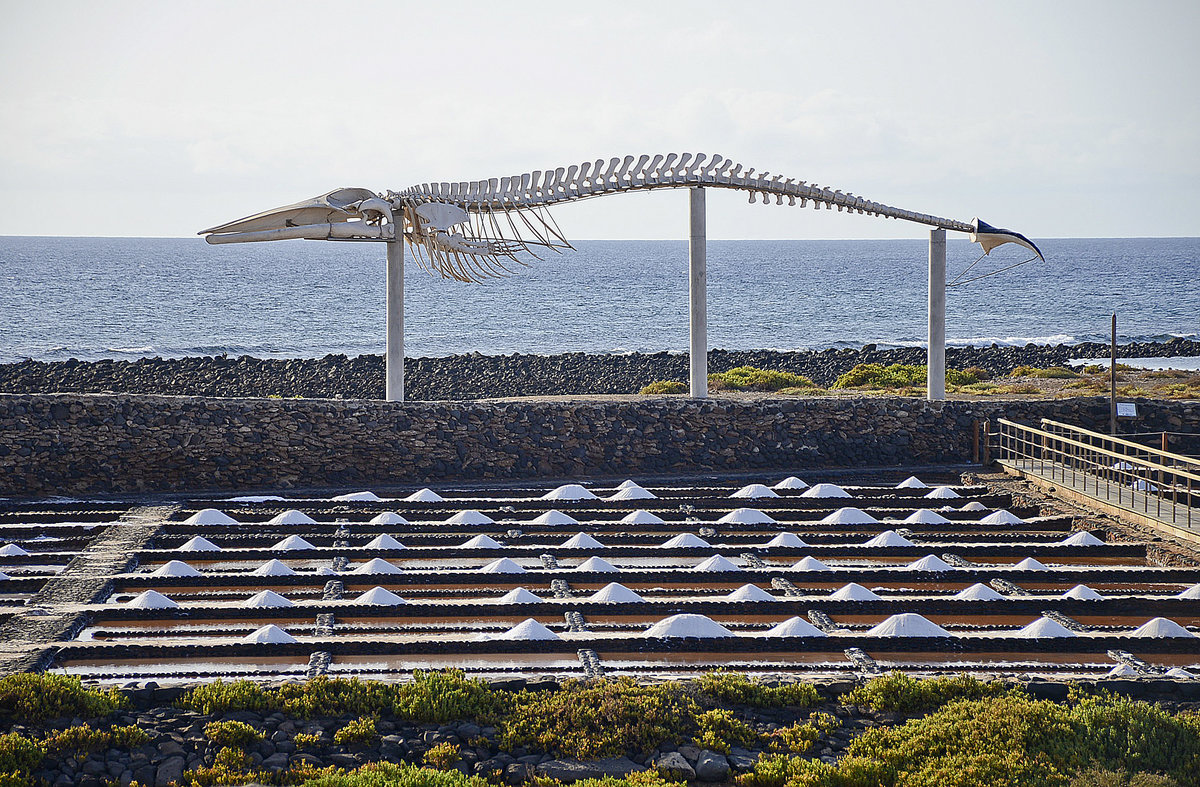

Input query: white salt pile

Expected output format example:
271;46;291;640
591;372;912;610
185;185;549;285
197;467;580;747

866;614;950;637
1128;617;1196;638
1012;617;1077;638
227;495;286;503
355;587;406;605
621;510;666;525
268;510;318;526
446;510;495;525
498;587;542;604
765;532;808;548
959;501;989;512
694;555;740;572
821;507;878;525
829;583;881;601
609;486;657;501
369;512;410;525
542;484;599;501
331;491;383;502
243;590;294;608
351;558;403;575
531;510;580;526
153;560;202;577
643;614;735;638
479;558;526;574
561;532;604;549
242;624;297;644
895;476;929;489
906;554;955;571
460;534;503;549
576;557;620;572
364;534;405;549
953;583;1004;601
661;533;711;549
405;488;445;502
1132;480;1158;491
126;590;178;609
588;582;645;603
0;544;29;557
314;567;336;576
1062;585;1103;600
1012;557;1050;571
1059;531;1104;546
1166;667;1196;679
0;571;9;581
773;476;809;490
792;556;831;571
759;617;826;637
496;618;561;641
1178;584;1200;599
862;530;916;548
252;559;297;576
717;508;776;525
184;508;239;525
800;483;852;498
979;510;1025;525
902;509;950;525
730;484;779;499
1106;663;1140;678
178;536;221;552
1112;461;1135;470
616;479;642;489
924;487;961;499
727;584;776;602
271;535;315;551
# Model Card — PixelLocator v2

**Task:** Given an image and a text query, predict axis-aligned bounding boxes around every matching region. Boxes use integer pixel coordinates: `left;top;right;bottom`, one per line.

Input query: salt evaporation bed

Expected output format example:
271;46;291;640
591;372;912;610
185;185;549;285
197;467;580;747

1063;585;1103;600
252;559;296;576
760;617;826;637
405;488;445;503
178;536;221;552
447;510;495;526
152;560;202;578
369;512;410;525
980;509;1025;525
331;491;383;502
866;614;950;637
609;486;656;501
227;495;286;502
364;534;405;549
352;558;402;575
479;558;526;574
896;476;929;489
268;510;318;526
1012;617;1076;638
589;582;646;603
718;508;776;525
661;533;710;549
184;509;239;526
244;590;294;608
1129;618;1196;638
907;554;955;571
542;484;599;501
1060;531;1104;546
863;530;916;548
730;484;779;499
765;532;808;548
644;614;735;638
792;556;831;571
461;534;503;549
903;509;950;525
497;618;561;641
531;510;579;526
1012;557;1050;571
727;584;776;602
622;510;666;525
242;624;298;644
271;535;315;551
924;487;961;499
800;483;851;498
821;507;878;525
576;557;619;572
695;555;740;572
1178;584;1200;599
561;532;604;549
1106;663;1140;678
0;544;30;557
954;583;1004;601
960;501;989;512
355;587;406;605
773;476;809;490
829;583;881;601
126;590;178;609
498;587;542;604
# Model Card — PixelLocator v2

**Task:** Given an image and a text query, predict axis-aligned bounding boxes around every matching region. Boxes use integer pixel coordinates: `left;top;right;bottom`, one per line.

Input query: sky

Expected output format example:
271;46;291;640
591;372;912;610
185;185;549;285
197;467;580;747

1;0;1197;241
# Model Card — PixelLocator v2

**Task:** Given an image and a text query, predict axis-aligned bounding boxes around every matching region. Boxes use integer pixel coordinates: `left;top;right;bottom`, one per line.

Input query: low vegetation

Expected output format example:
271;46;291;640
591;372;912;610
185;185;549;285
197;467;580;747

1011;364;1080;379
0;673;127;723
839;672;1008;713
638;380;689;395
709;366;817;392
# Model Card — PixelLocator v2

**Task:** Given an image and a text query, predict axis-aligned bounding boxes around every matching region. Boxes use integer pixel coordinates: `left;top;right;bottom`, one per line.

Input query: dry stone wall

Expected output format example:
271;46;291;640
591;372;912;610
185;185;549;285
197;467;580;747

0;393;1196;496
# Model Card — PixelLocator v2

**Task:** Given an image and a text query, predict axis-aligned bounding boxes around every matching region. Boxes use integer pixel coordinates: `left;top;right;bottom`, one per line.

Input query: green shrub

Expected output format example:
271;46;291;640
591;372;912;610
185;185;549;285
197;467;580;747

204;719;265;748
961;366;991;382
1069;766;1177;786
709;366;815;392
0;732;43;778
295;732;323;749
1011;365;1079;379
1083;364;1105;374
840;672;1007;713
0;673;128;723
333;716;378;745
693;709;759;754
697;671;819;708
945;367;982;386
423;741;461;769
767;722;822;755
639;380;688;395
40;723;149;758
292;761;493;787
177;679;280;715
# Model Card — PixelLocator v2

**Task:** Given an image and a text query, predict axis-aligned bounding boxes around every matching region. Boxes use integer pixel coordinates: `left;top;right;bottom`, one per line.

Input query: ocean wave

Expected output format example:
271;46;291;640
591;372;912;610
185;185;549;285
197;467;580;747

106;345;156;354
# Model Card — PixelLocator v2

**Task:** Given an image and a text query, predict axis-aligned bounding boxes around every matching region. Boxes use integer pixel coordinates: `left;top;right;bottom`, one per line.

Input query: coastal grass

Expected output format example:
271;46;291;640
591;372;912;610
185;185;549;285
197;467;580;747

639;380;688;395
709;366;817;392
831;364;980;391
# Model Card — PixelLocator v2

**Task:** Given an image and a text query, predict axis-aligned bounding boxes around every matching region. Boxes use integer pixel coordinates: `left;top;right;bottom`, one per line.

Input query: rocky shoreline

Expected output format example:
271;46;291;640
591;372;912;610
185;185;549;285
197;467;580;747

1;339;1197;401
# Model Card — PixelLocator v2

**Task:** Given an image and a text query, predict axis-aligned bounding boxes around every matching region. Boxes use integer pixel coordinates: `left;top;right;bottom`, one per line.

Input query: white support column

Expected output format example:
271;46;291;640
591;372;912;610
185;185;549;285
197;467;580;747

927;228;946;401
385;231;405;402
689;187;708;398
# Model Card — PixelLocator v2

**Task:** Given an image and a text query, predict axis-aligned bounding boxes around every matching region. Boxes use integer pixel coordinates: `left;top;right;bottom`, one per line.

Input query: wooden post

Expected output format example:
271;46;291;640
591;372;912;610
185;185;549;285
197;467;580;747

1162;432;1169;453
972;420;980;464
981;420;990;466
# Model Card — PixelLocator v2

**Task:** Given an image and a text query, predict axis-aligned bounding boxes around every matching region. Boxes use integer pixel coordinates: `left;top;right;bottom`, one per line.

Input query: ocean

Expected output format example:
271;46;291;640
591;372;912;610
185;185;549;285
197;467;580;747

0;236;1195;364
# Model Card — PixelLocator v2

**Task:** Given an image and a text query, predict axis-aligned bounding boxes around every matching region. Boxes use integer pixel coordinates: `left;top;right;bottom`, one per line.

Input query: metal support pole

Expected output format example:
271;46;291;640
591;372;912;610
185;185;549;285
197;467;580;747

386;231;405;402
689;187;708;398
926;228;946;401
1109;313;1117;435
